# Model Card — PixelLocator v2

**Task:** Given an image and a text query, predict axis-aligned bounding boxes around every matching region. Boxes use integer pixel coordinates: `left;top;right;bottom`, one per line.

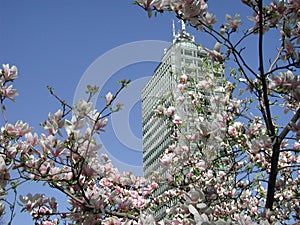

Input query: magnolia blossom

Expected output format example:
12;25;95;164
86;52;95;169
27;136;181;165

177;96;185;103
160;152;175;166
177;83;186;91
203;12;217;25
4;120;33;137
154;105;165;115
93;117;108;131
166;106;176;116
172;114;182;124
75;99;93;117
0;84;18;101
136;0;209;22
197;79;211;89
1;64;18;81
228;121;244;138
225;13;242;30
105;92;113;105
180;74;188;83
64;115;85;135
0;73;159;224
1;0;300;224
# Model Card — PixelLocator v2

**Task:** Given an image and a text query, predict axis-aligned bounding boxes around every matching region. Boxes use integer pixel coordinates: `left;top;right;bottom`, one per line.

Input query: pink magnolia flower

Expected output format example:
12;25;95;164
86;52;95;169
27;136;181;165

197;79;211;89
172;114;182;124
177;96;185;103
160;152;175;166
66;171;73;180
138;211;156;224
105;92;113;105
166;106;176;116
75;99;93;117
181;145;189;153
160;0;209;22
42;219;58;225
203;12;217;25
151;181;158;189
4;120;33;136
188;132;199;141
154;105;165;115
226;13;242;30
39;161;52;175
64;115;84;135
135;0;157;9
24;155;36;168
1;64;18;81
177;83;186;91
53;109;63;121
132;197;146;209
228;121;243;138
93;117;108;131
293;142;300;150
180;74;188;83
0;84;18;101
42;119;58;135
99;177;114;188
25;132;38;146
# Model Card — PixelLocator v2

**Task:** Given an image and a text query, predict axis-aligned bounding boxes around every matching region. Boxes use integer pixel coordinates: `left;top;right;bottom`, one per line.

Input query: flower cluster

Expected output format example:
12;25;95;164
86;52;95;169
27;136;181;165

0;73;158;224
1;0;300;223
144;69;300;224
270;71;300;112
0;64;18;104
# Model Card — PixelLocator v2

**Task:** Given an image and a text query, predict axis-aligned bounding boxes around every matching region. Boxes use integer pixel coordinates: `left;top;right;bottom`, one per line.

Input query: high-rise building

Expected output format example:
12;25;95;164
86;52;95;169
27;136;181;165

142;21;222;175
143;22;196;177
141;21;224;219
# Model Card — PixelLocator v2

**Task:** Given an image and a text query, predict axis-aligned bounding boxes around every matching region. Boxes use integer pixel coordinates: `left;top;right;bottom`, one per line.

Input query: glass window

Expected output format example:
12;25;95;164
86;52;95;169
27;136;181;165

185;50;193;56
185;58;193;64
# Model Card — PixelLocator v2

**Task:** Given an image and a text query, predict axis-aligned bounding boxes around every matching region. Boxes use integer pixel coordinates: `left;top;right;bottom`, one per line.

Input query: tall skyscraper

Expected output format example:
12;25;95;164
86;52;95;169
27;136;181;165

143;21;222;174
142;21;224;218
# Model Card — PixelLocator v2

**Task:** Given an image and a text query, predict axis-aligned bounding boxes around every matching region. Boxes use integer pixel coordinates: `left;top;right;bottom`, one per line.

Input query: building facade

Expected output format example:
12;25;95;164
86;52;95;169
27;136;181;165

142;22;223;174
142;22;224;218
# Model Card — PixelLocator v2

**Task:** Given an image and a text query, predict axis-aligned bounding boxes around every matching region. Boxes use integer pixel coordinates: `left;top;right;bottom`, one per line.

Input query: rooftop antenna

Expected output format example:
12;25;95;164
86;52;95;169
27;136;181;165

181;20;186;31
172;19;175;40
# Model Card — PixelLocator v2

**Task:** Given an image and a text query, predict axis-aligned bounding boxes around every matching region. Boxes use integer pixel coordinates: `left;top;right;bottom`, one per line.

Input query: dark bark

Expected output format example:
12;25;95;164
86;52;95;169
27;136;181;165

266;108;300;209
265;141;280;210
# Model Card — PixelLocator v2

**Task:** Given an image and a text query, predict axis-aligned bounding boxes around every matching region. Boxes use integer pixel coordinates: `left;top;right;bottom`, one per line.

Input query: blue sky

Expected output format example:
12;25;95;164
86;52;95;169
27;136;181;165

1;1;175;176
0;1;267;223
0;0;256;173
